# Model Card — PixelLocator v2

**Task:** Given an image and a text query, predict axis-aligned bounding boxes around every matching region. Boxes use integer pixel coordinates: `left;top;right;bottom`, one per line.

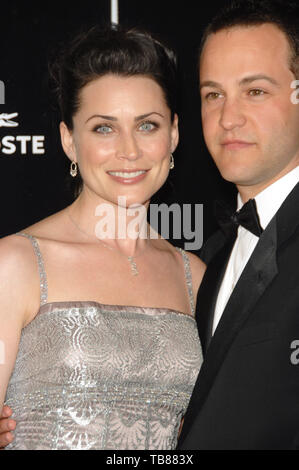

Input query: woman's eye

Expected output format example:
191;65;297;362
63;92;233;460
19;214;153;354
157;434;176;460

95;125;113;134
139;122;156;132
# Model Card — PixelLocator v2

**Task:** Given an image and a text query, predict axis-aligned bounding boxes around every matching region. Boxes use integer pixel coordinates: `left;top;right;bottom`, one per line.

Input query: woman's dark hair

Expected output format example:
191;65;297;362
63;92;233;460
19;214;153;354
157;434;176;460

49;24;178;197
199;0;299;78
50;24;178;128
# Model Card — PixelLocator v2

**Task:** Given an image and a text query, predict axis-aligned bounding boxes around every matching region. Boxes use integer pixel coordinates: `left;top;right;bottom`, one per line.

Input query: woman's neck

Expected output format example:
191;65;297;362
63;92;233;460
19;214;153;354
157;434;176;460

68;189;150;257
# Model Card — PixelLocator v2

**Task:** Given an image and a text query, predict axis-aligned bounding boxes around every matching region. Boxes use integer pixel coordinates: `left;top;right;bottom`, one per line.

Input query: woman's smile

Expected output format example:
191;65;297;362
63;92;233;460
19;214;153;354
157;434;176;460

107;169;149;184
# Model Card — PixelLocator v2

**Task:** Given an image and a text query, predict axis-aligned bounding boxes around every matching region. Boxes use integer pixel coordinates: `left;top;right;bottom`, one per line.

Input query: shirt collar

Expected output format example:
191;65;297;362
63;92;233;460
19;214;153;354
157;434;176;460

237;165;299;230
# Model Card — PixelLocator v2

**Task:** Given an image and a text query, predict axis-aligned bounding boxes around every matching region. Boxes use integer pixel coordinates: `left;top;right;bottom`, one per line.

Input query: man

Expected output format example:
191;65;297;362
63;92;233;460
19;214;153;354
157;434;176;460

177;0;299;449
1;0;299;450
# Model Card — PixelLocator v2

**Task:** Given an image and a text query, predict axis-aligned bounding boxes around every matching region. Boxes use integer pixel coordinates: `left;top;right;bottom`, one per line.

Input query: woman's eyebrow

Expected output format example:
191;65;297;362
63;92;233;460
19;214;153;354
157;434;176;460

85;114;117;123
134;112;164;120
85;112;164;124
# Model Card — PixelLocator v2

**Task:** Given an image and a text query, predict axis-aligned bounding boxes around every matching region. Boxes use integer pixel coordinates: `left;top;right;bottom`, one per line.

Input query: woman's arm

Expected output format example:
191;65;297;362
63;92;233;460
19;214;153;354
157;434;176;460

0;236;34;445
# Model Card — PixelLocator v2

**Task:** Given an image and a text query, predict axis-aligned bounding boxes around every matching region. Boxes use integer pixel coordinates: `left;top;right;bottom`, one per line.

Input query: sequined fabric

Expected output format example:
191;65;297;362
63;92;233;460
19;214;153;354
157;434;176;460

4;234;202;450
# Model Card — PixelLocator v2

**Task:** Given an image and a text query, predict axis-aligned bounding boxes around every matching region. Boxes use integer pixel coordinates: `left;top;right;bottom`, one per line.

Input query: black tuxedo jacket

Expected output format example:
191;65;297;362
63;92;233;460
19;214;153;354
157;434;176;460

178;182;299;449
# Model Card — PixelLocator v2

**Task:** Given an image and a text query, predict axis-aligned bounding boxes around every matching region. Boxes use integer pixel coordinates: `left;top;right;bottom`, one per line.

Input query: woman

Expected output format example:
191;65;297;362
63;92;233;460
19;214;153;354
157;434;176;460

0;25;204;450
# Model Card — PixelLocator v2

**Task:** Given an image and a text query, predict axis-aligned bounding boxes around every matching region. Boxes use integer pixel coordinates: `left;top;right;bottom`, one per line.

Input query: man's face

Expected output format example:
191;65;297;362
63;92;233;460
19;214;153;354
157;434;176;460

200;24;299;199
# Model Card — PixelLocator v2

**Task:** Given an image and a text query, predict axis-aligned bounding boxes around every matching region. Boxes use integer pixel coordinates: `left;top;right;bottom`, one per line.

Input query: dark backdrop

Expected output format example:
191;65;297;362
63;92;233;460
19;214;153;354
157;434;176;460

0;0;236;246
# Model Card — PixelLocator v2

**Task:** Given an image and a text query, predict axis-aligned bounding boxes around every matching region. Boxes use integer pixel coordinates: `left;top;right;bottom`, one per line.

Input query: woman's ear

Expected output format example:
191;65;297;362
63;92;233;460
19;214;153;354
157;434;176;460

59;121;77;162
171;113;179;153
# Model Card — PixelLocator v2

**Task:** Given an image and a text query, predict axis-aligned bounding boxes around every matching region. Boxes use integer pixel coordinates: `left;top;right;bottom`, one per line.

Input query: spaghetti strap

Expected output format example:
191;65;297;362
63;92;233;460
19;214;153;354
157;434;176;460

15;232;48;306
175;247;195;316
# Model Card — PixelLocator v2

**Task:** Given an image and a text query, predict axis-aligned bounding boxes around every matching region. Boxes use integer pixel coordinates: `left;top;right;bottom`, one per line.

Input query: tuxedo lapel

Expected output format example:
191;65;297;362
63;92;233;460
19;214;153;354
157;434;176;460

197;217;278;409
179;219;278;444
196;235;236;354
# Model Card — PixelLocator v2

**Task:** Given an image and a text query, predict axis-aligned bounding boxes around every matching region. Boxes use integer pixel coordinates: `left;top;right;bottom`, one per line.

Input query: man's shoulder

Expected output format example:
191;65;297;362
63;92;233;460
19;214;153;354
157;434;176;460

200;229;227;265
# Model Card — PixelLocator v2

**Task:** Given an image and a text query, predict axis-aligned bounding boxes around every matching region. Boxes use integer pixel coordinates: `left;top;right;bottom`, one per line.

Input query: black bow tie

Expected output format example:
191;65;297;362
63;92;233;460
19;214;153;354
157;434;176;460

215;198;264;238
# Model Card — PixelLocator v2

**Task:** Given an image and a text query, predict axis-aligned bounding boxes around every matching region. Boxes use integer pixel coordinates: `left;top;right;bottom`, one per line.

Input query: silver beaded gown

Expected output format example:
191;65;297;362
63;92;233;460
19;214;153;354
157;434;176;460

5;233;202;450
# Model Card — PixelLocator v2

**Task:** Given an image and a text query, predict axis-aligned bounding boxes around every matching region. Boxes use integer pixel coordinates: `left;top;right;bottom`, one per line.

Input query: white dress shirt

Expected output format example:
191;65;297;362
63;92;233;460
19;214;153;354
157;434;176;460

212;166;299;335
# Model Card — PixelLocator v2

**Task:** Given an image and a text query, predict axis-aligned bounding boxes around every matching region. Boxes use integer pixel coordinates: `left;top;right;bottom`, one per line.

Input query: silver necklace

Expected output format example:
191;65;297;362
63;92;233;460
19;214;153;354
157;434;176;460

68;210;148;276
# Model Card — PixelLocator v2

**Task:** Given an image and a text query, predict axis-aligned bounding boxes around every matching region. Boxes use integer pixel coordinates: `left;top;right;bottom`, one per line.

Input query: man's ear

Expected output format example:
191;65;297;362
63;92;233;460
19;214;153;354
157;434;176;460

59;121;77;162
171;113;179;153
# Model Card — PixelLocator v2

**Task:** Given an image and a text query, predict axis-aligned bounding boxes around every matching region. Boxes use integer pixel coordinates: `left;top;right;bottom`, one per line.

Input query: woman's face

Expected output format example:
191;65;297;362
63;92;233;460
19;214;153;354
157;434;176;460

60;74;178;208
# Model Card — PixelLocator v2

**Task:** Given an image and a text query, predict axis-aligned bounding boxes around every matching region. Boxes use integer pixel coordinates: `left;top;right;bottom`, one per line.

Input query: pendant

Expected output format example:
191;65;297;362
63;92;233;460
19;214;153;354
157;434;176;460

128;256;139;276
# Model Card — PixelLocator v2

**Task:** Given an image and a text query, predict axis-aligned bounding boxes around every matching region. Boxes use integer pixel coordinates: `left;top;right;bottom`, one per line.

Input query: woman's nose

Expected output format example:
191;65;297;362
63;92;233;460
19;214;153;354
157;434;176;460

116;133;141;161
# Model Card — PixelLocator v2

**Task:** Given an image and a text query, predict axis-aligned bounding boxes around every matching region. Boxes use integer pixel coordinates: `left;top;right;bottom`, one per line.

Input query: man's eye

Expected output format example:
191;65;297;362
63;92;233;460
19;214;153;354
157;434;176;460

139;122;156;132
205;92;221;101
248;89;266;96
95;125;113;134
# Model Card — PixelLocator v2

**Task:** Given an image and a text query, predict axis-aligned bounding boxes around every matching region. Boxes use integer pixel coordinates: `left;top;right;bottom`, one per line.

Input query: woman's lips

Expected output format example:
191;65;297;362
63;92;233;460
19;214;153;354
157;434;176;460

107;169;148;184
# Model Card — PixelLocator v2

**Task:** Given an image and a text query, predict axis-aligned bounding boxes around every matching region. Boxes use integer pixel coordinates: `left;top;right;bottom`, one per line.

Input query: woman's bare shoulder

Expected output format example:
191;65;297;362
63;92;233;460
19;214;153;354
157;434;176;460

152;238;206;290
0;234;41;323
0;233;35;267
185;250;206;272
182;250;206;295
19;207;70;241
0;205;71;271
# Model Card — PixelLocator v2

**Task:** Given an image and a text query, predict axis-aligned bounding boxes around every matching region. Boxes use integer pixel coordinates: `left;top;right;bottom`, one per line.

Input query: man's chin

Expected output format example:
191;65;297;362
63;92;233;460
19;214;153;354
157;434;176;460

218;169;250;185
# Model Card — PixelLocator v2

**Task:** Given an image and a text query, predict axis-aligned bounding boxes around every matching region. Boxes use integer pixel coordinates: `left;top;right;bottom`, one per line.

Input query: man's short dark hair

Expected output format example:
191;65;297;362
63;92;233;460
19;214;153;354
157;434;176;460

199;0;299;78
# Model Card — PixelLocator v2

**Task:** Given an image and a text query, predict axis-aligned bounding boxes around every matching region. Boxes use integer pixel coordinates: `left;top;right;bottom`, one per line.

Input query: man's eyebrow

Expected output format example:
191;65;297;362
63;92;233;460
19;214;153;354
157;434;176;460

199;75;280;91
239;74;280;87
199;80;221;91
85;112;164;124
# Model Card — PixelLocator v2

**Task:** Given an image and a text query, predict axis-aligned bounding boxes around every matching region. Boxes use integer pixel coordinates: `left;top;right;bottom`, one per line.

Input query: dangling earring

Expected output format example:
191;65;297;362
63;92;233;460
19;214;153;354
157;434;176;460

169;154;174;170
70;161;77;177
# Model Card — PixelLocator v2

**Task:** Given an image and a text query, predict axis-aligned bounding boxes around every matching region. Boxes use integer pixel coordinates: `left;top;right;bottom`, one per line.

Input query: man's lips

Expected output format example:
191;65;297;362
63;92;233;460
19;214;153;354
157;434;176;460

221;140;255;150
107;169;149;184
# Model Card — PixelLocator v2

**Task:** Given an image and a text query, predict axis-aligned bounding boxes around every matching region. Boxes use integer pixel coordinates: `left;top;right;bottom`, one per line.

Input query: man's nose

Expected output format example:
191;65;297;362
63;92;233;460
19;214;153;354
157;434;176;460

219;98;246;130
116;132;141;161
